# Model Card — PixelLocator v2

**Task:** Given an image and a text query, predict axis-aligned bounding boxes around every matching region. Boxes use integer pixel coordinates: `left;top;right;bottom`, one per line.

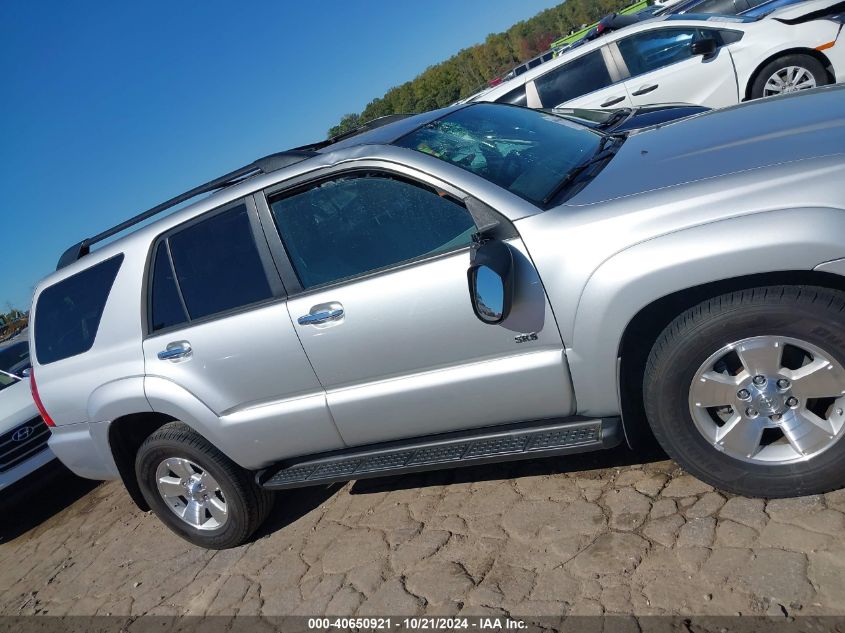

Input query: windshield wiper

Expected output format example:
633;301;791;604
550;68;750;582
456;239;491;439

542;134;625;205
598;108;633;129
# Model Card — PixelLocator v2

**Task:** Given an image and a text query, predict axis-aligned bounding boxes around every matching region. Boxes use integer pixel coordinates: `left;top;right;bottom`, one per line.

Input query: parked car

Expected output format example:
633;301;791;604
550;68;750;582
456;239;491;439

472;0;845;110
30;85;845;548
501;49;558;82
653;0;781;16
740;0;819;16
0;340;54;492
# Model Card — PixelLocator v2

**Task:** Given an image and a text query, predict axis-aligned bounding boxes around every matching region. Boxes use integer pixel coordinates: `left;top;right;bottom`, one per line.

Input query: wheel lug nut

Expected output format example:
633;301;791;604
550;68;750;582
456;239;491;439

746;407;759;418
737;389;750;400
771;414;782;421
777;379;790;389
786;397;799;407
753;375;766;386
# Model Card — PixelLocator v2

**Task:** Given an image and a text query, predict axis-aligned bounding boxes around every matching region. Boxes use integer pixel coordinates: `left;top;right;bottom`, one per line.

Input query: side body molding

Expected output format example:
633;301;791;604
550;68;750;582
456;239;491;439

569;207;845;416
143;376;341;470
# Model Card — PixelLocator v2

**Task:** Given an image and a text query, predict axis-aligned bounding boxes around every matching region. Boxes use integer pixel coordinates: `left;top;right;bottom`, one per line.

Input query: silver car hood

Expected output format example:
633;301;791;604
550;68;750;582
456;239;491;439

566;86;845;207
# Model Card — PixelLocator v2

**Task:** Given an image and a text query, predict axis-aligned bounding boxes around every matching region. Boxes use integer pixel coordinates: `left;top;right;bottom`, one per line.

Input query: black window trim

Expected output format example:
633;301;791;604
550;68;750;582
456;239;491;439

143;195;285;338
255;166;487;299
34;253;125;365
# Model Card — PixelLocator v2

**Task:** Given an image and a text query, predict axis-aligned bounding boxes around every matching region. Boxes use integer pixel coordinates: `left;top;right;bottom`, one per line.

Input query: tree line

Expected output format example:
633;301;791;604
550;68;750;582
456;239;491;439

327;0;633;138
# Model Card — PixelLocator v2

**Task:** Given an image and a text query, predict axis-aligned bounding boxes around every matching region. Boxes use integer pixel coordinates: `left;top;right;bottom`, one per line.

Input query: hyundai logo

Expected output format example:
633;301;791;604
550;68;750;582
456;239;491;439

12;426;34;442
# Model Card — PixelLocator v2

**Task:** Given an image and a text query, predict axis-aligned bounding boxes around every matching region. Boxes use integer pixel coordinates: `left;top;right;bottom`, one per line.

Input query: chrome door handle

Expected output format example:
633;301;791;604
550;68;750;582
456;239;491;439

298;308;344;326
157;340;192;361
632;84;659;96
600;96;626;107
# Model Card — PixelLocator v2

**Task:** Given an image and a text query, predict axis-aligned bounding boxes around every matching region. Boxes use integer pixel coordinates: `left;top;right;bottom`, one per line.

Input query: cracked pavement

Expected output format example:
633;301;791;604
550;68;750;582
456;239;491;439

2;447;845;619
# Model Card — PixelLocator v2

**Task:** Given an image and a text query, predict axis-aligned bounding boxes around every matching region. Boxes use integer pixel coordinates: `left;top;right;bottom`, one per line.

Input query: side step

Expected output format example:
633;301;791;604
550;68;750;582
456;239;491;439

258;416;622;490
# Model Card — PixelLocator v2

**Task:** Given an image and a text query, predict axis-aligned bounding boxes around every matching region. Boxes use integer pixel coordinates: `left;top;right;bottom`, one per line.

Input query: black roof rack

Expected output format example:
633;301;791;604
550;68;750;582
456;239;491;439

294;113;417;151
56;149;317;270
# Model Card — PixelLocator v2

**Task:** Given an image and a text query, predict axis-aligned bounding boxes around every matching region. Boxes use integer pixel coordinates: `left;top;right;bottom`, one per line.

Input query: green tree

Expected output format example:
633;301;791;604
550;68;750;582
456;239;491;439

325;0;633;138
327;113;362;139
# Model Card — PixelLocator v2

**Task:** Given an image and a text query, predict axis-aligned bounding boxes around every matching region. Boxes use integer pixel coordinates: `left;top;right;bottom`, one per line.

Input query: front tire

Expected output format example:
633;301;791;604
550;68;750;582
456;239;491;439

644;286;845;498
135;422;273;549
749;54;828;99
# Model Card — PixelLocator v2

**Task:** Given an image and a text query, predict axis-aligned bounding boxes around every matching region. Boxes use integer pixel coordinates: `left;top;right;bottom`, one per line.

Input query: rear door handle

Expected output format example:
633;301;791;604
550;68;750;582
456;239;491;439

631;84;659;96
298;307;344;326
600;96;626;107
157;340;192;361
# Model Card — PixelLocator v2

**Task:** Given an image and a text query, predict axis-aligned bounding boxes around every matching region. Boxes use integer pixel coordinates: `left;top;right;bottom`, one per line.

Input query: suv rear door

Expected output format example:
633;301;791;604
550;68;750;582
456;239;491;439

258;168;574;447
525;47;633;109
141;197;344;465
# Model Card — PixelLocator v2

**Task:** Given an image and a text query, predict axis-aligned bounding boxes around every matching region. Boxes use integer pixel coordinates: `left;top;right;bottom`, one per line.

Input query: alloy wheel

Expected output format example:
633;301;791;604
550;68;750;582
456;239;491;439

763;66;817;96
688;335;845;464
155;457;228;530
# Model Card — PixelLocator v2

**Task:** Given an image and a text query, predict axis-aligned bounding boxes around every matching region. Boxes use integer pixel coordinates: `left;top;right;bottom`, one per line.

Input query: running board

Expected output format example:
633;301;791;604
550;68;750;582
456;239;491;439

258;416;622;490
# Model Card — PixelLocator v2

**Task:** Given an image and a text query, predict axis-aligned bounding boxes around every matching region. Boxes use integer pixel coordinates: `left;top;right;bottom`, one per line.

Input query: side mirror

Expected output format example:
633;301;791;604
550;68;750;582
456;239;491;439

691;38;718;57
467;240;515;324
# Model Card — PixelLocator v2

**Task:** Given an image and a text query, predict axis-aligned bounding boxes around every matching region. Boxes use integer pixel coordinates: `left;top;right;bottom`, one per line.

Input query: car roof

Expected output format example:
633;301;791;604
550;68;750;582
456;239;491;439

36;104;478;291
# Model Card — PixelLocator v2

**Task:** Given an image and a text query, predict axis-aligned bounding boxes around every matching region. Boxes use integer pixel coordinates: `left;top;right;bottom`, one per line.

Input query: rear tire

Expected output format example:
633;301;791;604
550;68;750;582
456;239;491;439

750;54;828;99
644;286;845;498
135;422;273;549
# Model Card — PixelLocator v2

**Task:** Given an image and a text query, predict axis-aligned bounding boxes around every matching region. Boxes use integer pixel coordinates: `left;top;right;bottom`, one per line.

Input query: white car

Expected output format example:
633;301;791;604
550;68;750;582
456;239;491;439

473;0;845;110
0;342;54;492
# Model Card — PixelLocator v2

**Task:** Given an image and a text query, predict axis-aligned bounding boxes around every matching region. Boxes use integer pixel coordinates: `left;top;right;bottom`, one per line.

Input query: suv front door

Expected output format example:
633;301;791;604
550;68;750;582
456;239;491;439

613;27;739;108
259;169;574;447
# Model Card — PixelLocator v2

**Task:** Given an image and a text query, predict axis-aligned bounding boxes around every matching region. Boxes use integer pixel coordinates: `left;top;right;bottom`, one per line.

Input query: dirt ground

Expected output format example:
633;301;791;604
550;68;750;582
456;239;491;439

2;446;845;619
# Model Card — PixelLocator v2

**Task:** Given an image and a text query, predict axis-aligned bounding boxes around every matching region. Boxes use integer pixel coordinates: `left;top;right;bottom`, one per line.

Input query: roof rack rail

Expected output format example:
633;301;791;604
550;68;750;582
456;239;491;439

294;113;417;152
56;150;317;270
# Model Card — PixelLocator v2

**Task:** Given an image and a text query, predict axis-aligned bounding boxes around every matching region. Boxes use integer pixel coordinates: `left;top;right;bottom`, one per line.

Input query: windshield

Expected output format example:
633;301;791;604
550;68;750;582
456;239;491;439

741;0;802;18
394;103;603;205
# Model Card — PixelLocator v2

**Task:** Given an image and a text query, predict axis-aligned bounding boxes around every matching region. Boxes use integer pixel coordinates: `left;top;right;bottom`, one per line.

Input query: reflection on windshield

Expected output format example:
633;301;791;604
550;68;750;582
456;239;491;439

0;372;19;392
395;103;602;205
0;341;29;374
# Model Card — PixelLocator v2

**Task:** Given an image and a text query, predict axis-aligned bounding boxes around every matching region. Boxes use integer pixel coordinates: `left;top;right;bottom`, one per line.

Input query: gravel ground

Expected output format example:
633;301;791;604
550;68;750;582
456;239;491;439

2;447;845;619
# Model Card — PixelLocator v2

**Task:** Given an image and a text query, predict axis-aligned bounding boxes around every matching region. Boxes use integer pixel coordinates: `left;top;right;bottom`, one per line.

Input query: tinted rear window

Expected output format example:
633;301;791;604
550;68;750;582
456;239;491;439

35;255;123;364
161;204;272;323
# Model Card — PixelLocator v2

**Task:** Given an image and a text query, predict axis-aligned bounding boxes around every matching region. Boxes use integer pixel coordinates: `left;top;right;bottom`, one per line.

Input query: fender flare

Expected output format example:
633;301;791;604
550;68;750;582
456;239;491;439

141;375;250;465
569;206;845;415
87;376;151;423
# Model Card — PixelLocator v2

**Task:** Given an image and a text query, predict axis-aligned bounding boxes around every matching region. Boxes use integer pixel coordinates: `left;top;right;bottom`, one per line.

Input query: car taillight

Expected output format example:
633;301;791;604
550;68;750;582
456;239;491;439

29;369;56;427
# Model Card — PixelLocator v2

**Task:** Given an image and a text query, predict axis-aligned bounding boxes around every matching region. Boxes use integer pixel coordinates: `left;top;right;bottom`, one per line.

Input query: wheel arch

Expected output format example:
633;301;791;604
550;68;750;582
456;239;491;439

617;270;845;449
569;207;845;423
108;412;177;511
743;47;834;101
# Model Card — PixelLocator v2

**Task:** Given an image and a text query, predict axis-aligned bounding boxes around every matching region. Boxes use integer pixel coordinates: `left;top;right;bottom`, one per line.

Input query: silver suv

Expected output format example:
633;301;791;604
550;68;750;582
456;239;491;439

30;86;845;548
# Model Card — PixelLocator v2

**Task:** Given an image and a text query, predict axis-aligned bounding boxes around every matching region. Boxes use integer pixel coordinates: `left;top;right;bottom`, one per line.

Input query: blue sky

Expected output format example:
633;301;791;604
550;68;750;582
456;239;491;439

0;0;560;310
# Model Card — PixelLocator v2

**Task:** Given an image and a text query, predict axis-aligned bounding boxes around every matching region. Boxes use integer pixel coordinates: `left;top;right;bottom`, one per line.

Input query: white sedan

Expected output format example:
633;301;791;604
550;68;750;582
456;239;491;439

473;0;845;110
0;342;54;492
